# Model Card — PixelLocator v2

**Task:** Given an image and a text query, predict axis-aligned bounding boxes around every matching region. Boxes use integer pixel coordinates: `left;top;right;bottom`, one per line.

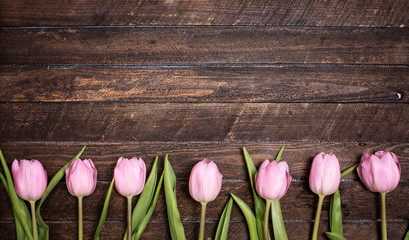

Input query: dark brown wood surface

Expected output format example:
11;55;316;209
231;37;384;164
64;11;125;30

0;0;408;239
1;0;408;27
1;65;408;103
1;27;408;65
1;103;408;142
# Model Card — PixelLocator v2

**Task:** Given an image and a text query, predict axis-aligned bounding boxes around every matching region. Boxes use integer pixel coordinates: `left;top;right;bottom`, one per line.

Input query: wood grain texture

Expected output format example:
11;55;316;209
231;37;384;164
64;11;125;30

1;103;408;142
0;219;408;240
1;65;408;103
0;142;408;181
1;0;408;27
1;181;408;221
1;28;408;65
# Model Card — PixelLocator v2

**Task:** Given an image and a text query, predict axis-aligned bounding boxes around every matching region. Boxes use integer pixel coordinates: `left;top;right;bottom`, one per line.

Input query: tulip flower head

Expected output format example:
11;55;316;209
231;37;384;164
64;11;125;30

114;157;146;197
357;151;401;193
255;160;292;200
309;152;341;197
12;159;47;202
189;159;223;203
65;158;98;197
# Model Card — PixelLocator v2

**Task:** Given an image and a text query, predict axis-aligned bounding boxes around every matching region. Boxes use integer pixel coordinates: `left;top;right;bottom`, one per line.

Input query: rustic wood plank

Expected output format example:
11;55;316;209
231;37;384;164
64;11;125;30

1;0;408;27
1;219;408;240
1;181;408;221
0;142;408;181
1;28;408;65
1;65;408;103
0;103;408;142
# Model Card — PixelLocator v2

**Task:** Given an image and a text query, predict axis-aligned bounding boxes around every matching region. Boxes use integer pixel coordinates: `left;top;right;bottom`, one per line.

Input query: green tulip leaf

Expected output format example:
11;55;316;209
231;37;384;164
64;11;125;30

134;171;164;240
341;163;359;178
36;145;86;240
242;147;268;240
325;232;347;240
231;194;259;240
123;156;159;240
404;229;409;240
0;171;30;240
275;145;285;163
328;163;359;238
271;199;288;240
164;155;186;240
0;149;33;240
1;172;27;240
94;177;115;240
329;190;343;236
215;197;233;240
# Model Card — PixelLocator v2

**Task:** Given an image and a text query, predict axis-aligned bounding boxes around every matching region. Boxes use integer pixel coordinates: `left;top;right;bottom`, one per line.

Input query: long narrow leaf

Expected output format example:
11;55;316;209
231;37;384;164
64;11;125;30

215;198;233;240
325;232;347;240
275;145;285;163
134;171;164;240
164;155;186;240
341;163;359;177
327;163;359;238
36;145;86;240
231;194;259;240
123;157;159;240
242;147;267;240
94;177;115;240
0;171;9;192
329;190;343;235
0;172;29;240
271;200;288;240
404;229;409;240
0;149;33;240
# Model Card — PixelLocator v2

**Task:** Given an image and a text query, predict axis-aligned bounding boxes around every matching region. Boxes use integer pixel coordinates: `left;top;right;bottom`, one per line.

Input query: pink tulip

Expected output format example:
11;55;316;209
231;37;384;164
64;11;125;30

189;159;223;203
309;152;341;196
357;151;401;193
65;158;97;197
114;157;146;197
255;160;292;200
12;159;47;201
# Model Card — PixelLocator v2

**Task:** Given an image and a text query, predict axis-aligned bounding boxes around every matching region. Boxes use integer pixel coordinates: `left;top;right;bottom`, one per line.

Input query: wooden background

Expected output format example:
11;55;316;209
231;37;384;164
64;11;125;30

0;1;408;239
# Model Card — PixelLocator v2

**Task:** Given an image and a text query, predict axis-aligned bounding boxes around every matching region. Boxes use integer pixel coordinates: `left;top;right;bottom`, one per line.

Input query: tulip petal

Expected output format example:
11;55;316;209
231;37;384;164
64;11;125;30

358;151;400;193
189;159;222;203
309;153;340;196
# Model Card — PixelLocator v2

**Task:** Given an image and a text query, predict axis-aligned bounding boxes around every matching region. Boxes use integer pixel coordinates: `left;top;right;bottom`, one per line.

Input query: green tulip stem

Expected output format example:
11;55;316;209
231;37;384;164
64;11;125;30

199;202;207;240
312;195;324;240
30;201;38;240
381;192;387;240
78;196;83;240
127;196;133;240
264;200;272;240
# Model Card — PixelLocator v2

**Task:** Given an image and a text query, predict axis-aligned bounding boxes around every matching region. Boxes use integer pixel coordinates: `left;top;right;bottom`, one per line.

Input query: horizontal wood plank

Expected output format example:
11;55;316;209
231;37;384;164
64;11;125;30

1;28;408;65
1;65;408;103
1;181;408;221
0;218;408;240
0;142;408;181
0;0;408;27
0;103;408;142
